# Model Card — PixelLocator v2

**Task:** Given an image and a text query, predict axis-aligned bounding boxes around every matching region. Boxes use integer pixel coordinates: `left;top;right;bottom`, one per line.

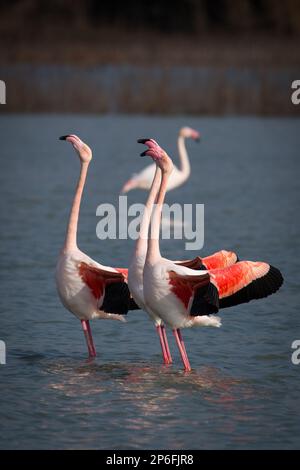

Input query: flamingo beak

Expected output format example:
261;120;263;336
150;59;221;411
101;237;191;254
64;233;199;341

59;135;69;140
138;138;151;156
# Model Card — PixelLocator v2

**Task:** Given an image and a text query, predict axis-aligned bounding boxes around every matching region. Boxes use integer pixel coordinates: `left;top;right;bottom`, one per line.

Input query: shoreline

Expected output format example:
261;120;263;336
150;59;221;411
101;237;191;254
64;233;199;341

0;62;299;115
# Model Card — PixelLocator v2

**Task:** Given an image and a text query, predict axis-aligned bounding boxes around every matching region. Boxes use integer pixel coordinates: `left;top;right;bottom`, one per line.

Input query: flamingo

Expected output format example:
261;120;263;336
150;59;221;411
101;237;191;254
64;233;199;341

128;142;239;366
140;139;284;371
121;127;200;193
55;135;137;358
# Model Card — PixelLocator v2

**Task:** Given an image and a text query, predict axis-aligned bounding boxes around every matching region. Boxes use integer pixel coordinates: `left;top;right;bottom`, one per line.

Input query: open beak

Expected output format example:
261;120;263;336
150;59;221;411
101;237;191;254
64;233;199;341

138;138;151;157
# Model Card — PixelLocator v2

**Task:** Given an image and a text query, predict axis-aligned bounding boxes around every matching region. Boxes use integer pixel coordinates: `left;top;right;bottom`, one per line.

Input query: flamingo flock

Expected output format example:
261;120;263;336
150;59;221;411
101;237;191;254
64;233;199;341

56;131;283;371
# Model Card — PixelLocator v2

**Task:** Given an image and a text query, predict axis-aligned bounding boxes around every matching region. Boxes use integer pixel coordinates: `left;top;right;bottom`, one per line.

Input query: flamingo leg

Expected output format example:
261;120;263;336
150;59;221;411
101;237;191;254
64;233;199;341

156;325;170;364
173;328;191;372
177;328;188;358
161;325;172;364
81;320;96;358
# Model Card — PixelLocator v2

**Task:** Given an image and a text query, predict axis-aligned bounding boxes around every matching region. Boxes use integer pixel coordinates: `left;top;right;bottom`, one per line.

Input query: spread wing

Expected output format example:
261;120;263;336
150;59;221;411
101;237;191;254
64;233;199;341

175;250;238;271
210;261;283;308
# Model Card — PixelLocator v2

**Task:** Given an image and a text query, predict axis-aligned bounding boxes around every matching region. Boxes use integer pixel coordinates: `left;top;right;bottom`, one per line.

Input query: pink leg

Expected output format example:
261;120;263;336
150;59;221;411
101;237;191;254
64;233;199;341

156;325;170;365
177;329;188;358
173;328;191;372
85;320;97;357
161;325;172;364
81;320;96;358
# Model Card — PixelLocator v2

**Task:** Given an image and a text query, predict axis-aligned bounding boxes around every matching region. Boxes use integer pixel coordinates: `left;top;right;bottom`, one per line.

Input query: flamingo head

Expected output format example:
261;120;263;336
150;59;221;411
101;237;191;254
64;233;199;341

138;138;173;174
59;134;92;163
180;127;200;142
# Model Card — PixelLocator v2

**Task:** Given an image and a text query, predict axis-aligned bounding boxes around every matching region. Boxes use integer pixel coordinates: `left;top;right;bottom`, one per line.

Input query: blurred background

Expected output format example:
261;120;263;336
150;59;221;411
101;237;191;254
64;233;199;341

1;1;300;451
0;0;300;114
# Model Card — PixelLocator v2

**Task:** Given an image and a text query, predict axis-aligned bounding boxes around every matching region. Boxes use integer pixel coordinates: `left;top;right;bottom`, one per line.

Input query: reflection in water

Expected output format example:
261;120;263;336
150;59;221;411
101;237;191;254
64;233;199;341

43;358;258;446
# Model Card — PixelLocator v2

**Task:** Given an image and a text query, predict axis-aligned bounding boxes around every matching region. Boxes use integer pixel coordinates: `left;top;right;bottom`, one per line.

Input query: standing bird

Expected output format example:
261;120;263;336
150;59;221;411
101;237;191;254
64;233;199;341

55;135;135;358
140;139;283;371
128;165;172;364
128;158;239;366
121;127;200;193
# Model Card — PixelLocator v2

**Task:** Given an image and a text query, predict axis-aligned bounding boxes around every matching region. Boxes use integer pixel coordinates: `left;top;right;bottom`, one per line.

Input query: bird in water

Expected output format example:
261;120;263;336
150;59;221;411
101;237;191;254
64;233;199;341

121;127;200;193
55;135;137;358
139;138;284;371
128;143;239;366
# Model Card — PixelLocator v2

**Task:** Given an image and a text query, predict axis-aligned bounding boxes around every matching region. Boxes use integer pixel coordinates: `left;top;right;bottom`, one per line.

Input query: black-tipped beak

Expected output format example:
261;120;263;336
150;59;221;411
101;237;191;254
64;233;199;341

140;151;147;157
137;138;150;144
59;135;69;141
195;137;200;143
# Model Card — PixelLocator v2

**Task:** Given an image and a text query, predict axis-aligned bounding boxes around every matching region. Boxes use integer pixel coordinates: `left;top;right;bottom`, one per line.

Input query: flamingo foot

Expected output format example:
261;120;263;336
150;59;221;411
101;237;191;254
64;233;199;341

161;325;172;364
81;320;96;358
173;328;191;372
156;325;170;365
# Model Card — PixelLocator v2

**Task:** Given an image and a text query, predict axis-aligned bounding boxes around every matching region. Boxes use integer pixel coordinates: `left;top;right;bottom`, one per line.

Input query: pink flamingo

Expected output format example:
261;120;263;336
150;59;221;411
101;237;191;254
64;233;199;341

140;139;283;371
55;135;136;358
121;127;200;193
128;141;239;366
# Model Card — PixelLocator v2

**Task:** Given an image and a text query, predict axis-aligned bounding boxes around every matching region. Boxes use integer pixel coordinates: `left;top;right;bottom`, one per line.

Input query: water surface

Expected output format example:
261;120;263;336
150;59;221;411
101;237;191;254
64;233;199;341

0;115;299;449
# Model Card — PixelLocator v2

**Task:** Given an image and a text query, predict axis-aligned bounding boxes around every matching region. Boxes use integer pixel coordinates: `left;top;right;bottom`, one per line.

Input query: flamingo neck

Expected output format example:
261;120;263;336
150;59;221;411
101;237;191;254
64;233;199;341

146;170;169;264
178;135;190;180
63;161;89;252
134;166;161;257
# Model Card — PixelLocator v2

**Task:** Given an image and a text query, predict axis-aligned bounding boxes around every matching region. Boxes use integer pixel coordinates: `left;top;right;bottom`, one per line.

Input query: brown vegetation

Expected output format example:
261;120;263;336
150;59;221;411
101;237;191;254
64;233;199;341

0;1;299;114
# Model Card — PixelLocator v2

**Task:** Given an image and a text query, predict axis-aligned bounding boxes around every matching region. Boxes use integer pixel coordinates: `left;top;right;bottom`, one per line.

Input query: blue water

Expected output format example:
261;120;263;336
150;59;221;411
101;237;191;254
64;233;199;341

0;115;299;449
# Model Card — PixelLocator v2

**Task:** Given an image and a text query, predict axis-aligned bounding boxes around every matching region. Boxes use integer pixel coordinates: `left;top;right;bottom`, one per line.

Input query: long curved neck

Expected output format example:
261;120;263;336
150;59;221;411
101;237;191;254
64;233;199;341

178;135;190;179
63;161;89;252
146;169;170;264
135;166;161;257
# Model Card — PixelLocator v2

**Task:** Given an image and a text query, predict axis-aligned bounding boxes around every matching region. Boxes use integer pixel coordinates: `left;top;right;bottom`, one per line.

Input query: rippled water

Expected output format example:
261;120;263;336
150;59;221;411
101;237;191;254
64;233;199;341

0;115;299;449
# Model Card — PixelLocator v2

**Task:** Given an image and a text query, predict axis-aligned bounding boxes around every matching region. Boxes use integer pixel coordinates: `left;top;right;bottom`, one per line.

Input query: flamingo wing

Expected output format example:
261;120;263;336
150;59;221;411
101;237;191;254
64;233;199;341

175;250;238;271
168;270;219;315
175;256;206;270
210;261;283;309
129;297;140;310
78;262;132;315
202;250;239;270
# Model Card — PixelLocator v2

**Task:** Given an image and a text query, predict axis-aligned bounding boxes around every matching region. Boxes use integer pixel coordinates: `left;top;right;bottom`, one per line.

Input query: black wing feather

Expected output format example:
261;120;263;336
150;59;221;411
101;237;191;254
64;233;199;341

190;282;219;316
100;282;131;315
219;265;283;309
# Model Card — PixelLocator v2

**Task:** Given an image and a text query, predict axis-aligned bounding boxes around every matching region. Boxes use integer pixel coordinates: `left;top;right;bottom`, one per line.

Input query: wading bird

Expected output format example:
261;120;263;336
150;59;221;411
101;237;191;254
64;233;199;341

140;139;283;371
121;127;200;193
55;135;136;358
128;141;239;366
